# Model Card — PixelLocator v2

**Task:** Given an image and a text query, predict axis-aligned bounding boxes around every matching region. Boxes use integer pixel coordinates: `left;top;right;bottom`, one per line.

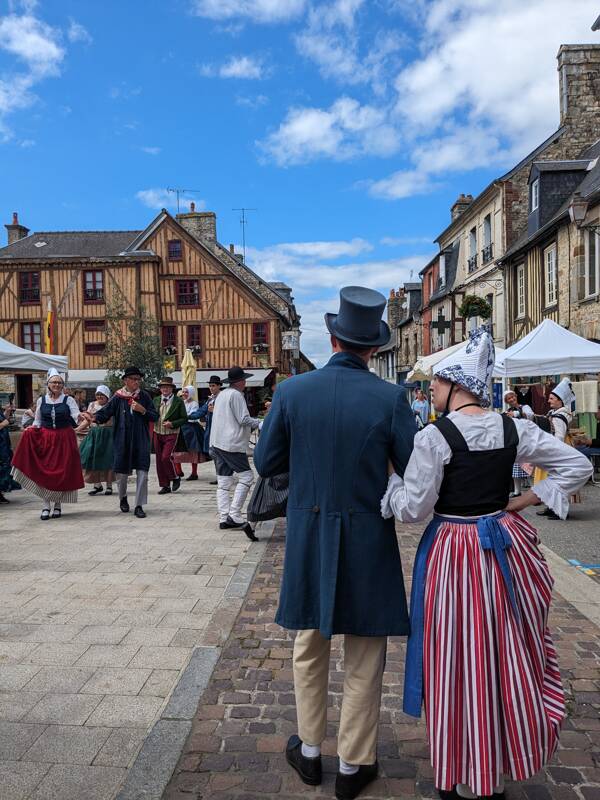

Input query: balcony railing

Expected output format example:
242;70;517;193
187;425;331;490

84;288;104;302
467;254;478;273
177;293;199;307
481;243;493;264
19;288;40;303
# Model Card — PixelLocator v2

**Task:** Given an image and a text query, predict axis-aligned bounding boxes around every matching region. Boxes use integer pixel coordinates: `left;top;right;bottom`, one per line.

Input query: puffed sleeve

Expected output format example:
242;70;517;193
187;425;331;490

66;396;81;424
514;419;592;519
381;425;451;523
32;397;43;428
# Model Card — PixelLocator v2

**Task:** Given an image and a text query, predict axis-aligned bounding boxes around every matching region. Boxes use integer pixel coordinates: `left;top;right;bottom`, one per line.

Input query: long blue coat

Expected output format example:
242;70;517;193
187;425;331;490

254;351;416;638
189;400;213;454
95;390;158;474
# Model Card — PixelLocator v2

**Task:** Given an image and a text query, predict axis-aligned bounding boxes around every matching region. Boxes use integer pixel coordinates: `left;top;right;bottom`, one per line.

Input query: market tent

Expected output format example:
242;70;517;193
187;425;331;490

0;336;68;373
493;319;600;378
409;341;505;382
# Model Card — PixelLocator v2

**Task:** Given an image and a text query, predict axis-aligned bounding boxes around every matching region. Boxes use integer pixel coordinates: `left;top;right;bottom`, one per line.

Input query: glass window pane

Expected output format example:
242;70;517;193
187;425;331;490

590;232;597;296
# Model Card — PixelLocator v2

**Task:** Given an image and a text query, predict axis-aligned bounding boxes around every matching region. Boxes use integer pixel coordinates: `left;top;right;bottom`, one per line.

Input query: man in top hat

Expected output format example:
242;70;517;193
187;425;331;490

152;376;187;495
189;375;223;485
91;366;158;518
254;286;416;800
209;366;260;531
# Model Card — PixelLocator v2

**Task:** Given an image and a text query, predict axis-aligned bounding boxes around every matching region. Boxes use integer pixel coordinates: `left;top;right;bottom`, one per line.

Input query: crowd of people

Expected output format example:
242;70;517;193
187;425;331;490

3;365;263;539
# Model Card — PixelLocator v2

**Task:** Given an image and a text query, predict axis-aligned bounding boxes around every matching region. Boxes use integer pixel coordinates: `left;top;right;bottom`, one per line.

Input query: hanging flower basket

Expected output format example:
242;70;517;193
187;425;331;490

458;294;492;320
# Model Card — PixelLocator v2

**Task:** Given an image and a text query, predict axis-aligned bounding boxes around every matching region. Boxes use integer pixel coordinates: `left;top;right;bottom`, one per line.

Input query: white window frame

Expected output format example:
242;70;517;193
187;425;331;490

483;214;492;247
544;244;558;307
469;227;477;257
531;179;539;212
516;263;525;318
584;229;599;299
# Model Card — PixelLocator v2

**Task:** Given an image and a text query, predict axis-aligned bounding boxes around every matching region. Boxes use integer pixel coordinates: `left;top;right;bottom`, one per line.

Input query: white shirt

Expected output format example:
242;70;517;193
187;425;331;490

506;403;534;420
381;410;592;522
33;393;80;428
549;407;572;442
209;387;259;452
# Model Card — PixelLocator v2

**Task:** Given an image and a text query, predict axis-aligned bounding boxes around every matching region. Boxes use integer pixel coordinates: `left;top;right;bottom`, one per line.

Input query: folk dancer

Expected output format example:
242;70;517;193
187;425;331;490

209;367;259;536
0;403;21;504
255;287;416;800
11;369;84;520
152;377;187;495
536;377;577;520
77;385;115;496
189;375;223;485
503;389;534;496
90;366;158;519
173;386;206;481
381;329;592;800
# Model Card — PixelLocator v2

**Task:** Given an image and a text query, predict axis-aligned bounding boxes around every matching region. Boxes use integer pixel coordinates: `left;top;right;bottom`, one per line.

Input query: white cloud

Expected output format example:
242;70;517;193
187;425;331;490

140;146;161;155
109;83;141;100
67;19;92;44
381;235;433;246
275;239;373;259
19;137;35;147
191;0;306;23
136;188;207;211
199;56;267;80
259;96;399;166
235;93;269;109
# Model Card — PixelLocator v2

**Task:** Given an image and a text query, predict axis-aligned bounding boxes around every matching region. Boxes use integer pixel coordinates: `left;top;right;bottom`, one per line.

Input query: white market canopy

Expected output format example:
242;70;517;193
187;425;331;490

409;341;505;382
0;336;68;374
493;319;600;378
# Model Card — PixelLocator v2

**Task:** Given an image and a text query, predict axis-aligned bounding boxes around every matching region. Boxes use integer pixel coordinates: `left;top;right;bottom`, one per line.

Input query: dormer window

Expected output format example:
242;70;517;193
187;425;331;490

531;179;540;211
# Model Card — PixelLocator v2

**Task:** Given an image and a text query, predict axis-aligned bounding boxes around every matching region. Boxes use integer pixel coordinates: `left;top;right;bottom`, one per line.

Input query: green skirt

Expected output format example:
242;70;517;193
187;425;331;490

79;425;114;472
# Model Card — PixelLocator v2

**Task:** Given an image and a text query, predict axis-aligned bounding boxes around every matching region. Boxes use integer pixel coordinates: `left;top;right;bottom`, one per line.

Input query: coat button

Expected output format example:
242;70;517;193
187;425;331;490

312;505;320;513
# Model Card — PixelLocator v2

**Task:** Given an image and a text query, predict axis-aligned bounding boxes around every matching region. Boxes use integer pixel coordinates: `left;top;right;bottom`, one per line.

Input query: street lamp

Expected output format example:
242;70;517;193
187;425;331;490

568;192;600;235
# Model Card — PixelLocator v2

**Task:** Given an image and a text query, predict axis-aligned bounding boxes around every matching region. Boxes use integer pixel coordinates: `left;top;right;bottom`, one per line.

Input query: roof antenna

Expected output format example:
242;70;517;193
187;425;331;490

166;187;203;214
232;207;257;263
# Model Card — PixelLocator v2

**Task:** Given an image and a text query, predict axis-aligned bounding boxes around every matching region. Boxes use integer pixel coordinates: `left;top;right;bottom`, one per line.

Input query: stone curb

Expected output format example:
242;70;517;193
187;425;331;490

542;543;600;627
114;520;276;800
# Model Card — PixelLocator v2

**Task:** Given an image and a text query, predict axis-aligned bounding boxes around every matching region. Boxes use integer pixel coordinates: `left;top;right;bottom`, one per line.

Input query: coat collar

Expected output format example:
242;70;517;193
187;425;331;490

324;351;371;372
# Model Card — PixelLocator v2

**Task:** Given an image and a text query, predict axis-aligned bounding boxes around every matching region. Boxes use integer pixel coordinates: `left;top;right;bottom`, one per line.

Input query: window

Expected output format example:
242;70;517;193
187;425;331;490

531;179;539;212
252;322;269;345
162;325;177;348
468;227;478;272
21;322;42;352
438;253;446;287
84;319;106;332
582;229;599;299
544;244;558;307
19;272;40;303
516;264;525;318
168;239;182;261
85;342;106;355
482;215;493;263
176;280;199;307
187;325;202;348
83;270;104;303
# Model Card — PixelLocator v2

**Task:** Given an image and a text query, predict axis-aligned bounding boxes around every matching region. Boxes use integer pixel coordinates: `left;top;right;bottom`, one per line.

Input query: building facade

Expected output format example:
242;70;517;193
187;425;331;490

0;207;302;405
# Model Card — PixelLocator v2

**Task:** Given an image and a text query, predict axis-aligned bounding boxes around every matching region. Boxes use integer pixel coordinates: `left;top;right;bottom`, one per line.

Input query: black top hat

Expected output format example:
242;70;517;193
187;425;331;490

325;286;390;347
122;366;144;379
208;375;223;385
225;366;253;384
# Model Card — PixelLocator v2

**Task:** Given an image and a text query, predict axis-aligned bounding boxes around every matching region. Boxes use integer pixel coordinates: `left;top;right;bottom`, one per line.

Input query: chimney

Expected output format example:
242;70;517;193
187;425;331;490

451;193;474;221
229;244;235;254
558;44;600;127
387;288;401;328
5;212;29;245
176;208;217;243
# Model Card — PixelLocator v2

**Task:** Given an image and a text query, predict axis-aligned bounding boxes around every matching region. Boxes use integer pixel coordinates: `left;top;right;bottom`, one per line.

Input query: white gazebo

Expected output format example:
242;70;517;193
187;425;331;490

409;341;505;382
0;336;68;373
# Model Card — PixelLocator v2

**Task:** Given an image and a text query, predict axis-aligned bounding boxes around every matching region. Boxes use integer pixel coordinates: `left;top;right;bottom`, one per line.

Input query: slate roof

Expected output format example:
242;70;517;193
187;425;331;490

430;240;460;302
0;231;142;259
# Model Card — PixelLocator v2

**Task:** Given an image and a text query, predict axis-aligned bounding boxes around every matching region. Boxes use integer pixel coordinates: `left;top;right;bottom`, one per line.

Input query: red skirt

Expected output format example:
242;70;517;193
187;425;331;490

424;512;564;795
12;426;84;493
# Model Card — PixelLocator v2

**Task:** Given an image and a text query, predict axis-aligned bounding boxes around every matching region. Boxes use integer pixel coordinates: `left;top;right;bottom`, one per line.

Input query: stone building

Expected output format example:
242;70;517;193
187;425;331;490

370;284;422;382
0;206;303;405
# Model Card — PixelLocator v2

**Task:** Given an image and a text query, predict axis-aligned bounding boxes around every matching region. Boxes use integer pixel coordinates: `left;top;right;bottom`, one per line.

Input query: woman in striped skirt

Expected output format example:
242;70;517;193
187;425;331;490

381;329;591;800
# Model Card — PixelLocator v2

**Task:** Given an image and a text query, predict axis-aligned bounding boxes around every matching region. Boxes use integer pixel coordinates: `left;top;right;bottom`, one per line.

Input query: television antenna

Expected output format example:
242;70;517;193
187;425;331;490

232;207;257;263
166;187;203;214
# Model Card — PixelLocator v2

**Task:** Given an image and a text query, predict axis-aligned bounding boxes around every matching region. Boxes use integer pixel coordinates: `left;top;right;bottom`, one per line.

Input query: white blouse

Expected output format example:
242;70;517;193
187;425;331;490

33;393;81;428
549;407;572;442
381;411;592;522
184;399;199;417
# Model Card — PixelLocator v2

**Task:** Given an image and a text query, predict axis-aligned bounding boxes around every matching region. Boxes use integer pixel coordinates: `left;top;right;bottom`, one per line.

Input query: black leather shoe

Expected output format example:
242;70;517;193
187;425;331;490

285;735;321;786
88;487;103;495
244;524;259;542
120;497;130;513
134;506;146;518
536;507;550;516
209;479;218;485
438;790;460;800
546;510;562;520
222;516;244;529
335;762;378;800
172;478;181;492
186;474;198;481
158;487;171;495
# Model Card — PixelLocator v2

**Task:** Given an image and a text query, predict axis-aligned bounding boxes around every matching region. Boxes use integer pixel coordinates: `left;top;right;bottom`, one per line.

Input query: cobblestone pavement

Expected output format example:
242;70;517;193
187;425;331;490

164;520;600;800
0;460;261;800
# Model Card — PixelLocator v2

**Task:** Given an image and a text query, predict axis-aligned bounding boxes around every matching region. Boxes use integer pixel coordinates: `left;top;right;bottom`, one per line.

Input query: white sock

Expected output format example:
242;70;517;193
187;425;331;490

339;758;359;775
301;742;320;759
456;784;477;799
42;504;50;512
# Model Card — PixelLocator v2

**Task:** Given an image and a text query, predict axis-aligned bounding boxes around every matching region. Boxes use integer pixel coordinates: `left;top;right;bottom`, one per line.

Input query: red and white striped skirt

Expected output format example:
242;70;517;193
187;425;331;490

423;512;564;796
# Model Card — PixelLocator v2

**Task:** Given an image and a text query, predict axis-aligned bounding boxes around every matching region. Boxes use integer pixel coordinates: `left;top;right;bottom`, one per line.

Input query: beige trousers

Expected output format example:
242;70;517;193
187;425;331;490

293;628;387;765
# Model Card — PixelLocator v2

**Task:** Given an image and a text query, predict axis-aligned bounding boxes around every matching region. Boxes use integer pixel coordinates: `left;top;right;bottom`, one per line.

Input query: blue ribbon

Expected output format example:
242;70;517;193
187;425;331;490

403;512;519;718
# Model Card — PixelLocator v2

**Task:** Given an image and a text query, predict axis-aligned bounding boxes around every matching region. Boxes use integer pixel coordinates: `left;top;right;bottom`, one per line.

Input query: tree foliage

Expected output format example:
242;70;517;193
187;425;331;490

103;296;163;393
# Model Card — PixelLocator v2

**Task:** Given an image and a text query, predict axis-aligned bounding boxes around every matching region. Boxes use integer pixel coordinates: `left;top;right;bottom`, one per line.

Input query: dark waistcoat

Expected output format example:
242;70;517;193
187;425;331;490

40;397;75;430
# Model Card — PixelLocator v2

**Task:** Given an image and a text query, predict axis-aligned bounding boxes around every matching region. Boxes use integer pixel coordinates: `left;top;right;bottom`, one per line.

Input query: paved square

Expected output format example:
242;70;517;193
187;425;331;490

0;460;257;799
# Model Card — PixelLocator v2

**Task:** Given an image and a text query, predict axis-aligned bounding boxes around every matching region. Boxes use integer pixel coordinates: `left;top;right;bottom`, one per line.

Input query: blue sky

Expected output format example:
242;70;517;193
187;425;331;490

0;0;597;363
